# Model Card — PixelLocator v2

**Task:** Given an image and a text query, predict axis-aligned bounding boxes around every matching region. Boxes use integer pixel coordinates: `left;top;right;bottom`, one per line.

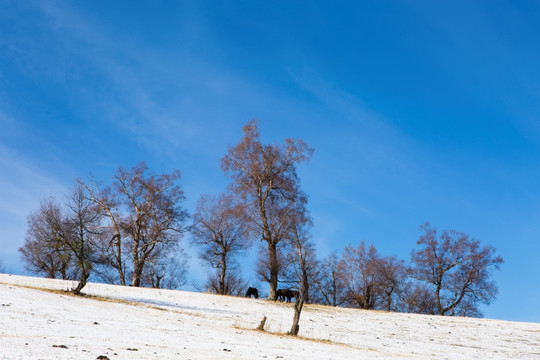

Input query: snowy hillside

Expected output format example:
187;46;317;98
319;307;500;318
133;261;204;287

1;274;539;359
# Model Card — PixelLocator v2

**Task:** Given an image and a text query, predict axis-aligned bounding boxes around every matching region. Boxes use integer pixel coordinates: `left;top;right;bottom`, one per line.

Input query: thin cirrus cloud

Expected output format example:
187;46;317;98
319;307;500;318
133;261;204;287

0;141;69;270
26;1;274;164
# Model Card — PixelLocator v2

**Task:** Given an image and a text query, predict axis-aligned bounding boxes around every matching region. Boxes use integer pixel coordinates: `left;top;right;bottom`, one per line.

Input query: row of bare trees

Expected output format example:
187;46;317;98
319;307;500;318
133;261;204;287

20;163;189;293
209;121;503;316
290;223;503;317
18;120;503;317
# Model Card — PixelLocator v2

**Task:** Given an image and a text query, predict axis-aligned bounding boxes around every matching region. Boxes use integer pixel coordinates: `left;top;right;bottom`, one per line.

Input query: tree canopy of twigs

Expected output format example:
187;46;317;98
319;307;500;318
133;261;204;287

221;120;313;300
410;222;503;316
78;162;189;287
191;193;250;295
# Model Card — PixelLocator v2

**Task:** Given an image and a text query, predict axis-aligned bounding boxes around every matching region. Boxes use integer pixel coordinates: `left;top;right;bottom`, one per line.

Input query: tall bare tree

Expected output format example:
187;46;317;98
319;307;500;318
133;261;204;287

80;162;188;287
410;222;503;316
191;193;249;295
78;179;126;285
221;120;313;300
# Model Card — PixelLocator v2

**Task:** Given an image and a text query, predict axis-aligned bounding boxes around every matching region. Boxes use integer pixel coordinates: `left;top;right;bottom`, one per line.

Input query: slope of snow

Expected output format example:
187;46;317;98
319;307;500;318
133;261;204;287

1;274;539;359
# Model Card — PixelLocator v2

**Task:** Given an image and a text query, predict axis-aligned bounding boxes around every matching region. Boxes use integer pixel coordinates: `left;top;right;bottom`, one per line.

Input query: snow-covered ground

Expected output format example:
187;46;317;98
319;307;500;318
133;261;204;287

0;274;539;359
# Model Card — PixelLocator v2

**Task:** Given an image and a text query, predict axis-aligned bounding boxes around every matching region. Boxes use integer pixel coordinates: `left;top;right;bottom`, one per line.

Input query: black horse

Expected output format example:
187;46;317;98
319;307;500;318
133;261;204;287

276;289;299;303
245;287;259;299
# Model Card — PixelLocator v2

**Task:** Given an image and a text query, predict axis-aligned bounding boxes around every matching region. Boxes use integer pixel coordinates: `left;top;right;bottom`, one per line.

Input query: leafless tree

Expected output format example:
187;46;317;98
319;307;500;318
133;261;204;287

79;162;189;287
205;268;249;296
410;222;503;316
19;188;100;294
78;178;126;285
375;255;408;311
282;223;318;303
312;251;345;306
400;282;438;315
141;243;189;290
255;243;290;288
19;197;75;280
116;163;188;287
191;193;249;295
338;240;382;309
221;120;313;300
62;185;102;294
283;214;313;336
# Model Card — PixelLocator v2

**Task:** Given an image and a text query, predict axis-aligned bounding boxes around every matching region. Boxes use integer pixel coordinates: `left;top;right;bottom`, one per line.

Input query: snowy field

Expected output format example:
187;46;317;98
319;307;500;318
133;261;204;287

0;274;539;359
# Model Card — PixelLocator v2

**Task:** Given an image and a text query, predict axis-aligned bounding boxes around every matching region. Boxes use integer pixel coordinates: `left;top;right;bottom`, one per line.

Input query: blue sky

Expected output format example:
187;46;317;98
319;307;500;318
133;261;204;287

1;1;540;323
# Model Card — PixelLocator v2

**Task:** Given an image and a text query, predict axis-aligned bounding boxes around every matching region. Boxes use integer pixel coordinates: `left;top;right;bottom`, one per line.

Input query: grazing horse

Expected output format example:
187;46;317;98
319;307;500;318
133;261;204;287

245;287;259;299
276;289;299;303
276;289;286;302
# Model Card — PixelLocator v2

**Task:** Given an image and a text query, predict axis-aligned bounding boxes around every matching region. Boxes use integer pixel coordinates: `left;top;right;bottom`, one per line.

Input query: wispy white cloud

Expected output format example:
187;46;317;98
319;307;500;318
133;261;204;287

0;149;66;215
0;140;70;272
290;68;427;186
21;1;269;163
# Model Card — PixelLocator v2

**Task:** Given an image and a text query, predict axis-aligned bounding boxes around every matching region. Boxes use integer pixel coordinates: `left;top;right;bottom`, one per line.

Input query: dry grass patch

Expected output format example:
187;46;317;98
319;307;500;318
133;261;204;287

0;282;165;309
233;323;354;349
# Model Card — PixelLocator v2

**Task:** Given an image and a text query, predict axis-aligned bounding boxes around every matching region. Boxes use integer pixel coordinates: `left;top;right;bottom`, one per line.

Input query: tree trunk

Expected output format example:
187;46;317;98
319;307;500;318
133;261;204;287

219;252;227;295
288;296;304;336
256;316;267;331
435;283;443;315
296;239;310;303
301;261;309;304
131;238;142;286
268;240;278;300
72;269;89;295
111;234;126;286
386;292;392;311
132;261;142;287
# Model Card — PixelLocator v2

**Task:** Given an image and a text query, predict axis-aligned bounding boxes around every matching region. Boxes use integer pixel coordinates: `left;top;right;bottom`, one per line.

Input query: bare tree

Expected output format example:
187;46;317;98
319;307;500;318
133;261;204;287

338;241;382;309
80;162;189;287
312;251;345;306
400;282;438;315
116;163;188;286
410;222;503;316
283;223;318;303
191;193;249;295
255;243;290;290
19;198;75;280
78;178;126;285
221;120;313;300
62;185;101;294
141;243;189;290
19;188;100;294
375;255;408;311
284;217;313;336
205;268;249;296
